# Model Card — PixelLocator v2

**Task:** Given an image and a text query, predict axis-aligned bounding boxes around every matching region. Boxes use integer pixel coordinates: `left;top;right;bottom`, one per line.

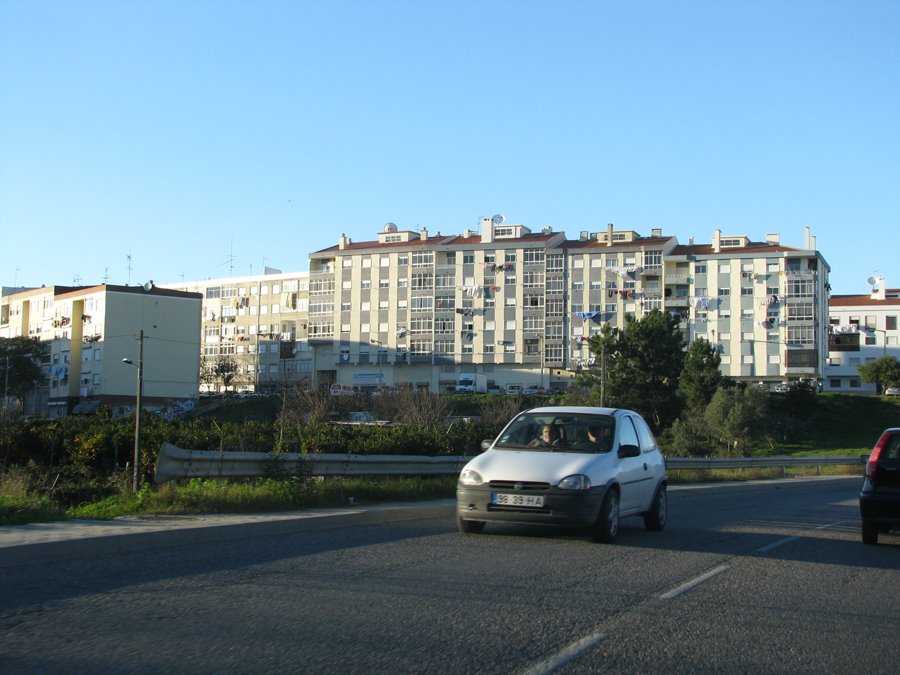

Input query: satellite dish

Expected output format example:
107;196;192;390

142;280;154;292
867;276;876;286
491;214;505;226
383;222;398;233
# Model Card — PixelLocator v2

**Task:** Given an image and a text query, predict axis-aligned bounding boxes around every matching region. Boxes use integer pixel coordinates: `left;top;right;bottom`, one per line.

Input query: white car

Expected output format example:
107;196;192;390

456;406;667;542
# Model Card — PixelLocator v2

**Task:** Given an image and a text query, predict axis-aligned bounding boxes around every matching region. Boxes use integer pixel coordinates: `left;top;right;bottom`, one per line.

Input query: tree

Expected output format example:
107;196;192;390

704;385;768;456
678;338;723;411
212;356;240;394
0;336;47;409
858;356;900;393
582;310;685;431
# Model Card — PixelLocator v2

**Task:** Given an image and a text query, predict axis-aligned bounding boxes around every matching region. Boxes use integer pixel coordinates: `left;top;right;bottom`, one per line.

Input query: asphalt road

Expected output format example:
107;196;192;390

1;476;898;674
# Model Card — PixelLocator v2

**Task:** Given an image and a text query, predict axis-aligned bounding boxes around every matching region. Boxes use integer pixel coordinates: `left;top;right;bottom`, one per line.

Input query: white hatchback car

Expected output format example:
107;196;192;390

456;406;667;542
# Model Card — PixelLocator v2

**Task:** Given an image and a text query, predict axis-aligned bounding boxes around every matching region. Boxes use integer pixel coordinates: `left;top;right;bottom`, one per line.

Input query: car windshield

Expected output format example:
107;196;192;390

494;413;615;453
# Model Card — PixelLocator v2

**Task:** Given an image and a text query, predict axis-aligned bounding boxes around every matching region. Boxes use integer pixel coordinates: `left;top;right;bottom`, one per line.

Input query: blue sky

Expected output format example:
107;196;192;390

1;0;897;295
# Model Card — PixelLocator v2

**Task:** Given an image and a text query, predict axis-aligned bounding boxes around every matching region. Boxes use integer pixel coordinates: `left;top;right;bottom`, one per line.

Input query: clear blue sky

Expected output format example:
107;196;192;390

1;0;897;295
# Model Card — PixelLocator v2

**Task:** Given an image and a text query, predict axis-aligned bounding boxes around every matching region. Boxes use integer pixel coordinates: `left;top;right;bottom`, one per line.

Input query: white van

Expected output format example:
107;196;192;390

329;384;356;396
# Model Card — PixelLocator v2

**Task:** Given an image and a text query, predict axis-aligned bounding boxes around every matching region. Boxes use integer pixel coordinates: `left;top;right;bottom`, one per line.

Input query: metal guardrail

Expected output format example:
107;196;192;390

154;443;470;483
154;443;866;483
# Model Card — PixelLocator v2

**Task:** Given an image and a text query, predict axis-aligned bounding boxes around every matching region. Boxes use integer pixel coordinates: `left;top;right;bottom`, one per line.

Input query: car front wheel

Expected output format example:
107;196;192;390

644;485;667;531
457;515;485;534
592;489;619;543
861;519;879;545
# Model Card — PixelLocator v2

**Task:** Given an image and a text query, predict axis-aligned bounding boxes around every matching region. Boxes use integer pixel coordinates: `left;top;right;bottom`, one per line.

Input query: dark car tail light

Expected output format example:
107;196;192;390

865;432;890;478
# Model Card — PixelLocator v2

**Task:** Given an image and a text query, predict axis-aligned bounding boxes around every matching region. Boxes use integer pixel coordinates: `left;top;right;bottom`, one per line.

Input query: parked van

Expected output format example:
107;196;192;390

329;384;356;396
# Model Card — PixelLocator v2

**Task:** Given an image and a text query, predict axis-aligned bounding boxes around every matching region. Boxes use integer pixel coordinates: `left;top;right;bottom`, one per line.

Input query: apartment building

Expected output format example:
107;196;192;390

0;283;202;417
308;219;831;392
161;270;312;393
826;276;900;394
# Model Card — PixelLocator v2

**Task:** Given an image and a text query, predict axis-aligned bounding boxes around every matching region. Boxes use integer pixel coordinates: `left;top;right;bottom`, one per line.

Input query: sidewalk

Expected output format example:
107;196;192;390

0;500;456;568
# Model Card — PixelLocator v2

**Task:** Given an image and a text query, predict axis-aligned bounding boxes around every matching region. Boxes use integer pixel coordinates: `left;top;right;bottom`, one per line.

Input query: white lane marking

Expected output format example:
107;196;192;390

659;564;730;600
756;536;798;553
520;631;607;675
756;520;847;553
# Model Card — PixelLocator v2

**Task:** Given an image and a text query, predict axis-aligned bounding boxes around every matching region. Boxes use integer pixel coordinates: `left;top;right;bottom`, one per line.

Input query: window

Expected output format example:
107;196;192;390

643;250;662;268
412;252;434;267
718;288;730;296
719;264;731;274
694;263;707;275
886;316;897;330
462;252;474;264
524;249;545;264
741;287;753;295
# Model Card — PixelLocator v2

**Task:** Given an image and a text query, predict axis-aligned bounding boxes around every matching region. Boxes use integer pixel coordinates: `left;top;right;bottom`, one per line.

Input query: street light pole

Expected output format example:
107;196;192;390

123;330;144;493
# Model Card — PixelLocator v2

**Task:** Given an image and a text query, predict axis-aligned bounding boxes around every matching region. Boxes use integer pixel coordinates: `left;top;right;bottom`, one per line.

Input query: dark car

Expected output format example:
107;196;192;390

859;428;900;544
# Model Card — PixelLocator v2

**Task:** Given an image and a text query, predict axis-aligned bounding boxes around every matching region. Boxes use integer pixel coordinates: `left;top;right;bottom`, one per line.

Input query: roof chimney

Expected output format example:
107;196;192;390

481;217;494;244
766;233;780;245
805;226;812;250
607;223;614;247
338;233;348;250
712;229;721;253
420;227;428;241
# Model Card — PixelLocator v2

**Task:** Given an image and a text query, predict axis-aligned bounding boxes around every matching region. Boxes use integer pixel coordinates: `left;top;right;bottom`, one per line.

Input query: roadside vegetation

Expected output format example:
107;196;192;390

1;319;899;525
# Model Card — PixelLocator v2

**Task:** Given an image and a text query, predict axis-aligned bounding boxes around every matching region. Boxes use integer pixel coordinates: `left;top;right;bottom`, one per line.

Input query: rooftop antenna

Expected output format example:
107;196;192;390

103;267;110;284
126;252;133;285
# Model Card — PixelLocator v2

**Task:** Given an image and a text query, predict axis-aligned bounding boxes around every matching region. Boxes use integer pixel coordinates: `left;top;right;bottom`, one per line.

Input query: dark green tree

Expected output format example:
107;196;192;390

678;338;723;411
857;356;900;393
582;310;685;431
704;385;768;455
0;336;47;408
213;356;240;394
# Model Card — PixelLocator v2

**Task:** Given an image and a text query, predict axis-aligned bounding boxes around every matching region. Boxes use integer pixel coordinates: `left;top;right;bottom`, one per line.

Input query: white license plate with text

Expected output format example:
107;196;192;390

492;493;544;507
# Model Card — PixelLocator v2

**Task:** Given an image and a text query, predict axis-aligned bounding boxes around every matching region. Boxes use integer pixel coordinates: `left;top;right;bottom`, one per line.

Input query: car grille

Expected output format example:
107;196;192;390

487;480;551;491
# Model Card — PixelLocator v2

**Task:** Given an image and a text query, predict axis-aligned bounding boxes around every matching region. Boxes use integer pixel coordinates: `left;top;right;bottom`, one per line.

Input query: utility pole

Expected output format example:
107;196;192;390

133;330;144;493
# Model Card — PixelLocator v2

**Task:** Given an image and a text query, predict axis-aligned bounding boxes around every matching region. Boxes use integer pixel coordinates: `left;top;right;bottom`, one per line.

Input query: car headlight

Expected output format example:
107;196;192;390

557;474;591;490
459;469;484;486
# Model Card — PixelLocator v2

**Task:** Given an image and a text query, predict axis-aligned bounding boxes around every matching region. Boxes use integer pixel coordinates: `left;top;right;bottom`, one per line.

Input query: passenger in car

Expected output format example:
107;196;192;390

577;426;611;452
529;424;562;447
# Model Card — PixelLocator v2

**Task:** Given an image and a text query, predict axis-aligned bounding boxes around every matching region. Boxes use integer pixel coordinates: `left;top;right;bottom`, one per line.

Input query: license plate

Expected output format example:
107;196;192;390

492;493;544;507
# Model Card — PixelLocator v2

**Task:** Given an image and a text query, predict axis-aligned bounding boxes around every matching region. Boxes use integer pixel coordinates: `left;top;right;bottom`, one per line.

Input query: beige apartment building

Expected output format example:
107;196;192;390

0;284;202;417
161;270;312;393
308;219;831;392
826;276;900;394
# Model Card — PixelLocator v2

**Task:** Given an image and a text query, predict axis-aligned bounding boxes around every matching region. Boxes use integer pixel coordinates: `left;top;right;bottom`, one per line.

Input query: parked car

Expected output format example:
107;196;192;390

456;406;667;542
860;428;900;544
884;387;900;396
486;384;502;395
505;383;523;395
521;385;546;395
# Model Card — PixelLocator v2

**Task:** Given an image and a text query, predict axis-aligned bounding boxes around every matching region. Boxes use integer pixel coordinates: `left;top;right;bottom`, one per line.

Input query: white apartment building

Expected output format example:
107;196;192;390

308;219;831;392
0;283;202;417
826;276;900;394
161;270;312;393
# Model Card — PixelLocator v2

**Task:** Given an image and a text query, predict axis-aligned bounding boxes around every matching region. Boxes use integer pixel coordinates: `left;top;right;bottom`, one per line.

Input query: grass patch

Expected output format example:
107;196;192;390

59;475;458;522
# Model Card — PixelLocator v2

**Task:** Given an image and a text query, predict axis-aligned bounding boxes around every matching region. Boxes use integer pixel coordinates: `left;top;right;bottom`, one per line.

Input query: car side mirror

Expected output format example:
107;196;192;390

617;443;641;459
481;439;493;452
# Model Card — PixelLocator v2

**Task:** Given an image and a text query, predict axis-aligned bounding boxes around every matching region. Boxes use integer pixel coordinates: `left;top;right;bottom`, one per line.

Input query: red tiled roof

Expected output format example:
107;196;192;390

313;231;560;254
563;236;675;250
669;242;804;256
829;293;900;307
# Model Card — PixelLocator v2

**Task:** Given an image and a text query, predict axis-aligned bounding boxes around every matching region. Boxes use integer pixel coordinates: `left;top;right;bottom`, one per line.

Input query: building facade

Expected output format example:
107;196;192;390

308;219;831;392
0;284;202;417
161;270;312;393
826;276;900;394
